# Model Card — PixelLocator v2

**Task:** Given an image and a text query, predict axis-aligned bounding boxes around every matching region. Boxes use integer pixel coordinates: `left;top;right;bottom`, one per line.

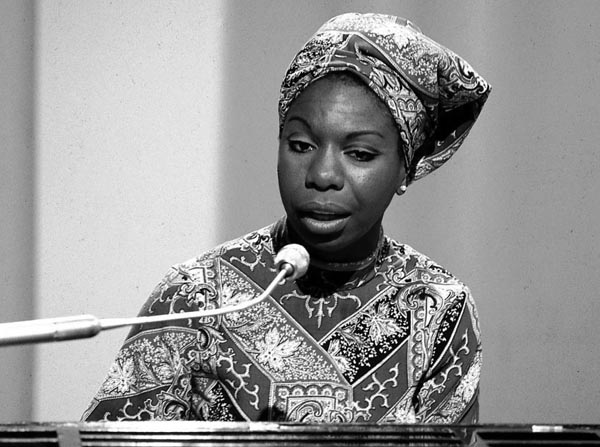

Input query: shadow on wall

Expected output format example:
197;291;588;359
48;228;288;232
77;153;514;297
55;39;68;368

0;0;36;422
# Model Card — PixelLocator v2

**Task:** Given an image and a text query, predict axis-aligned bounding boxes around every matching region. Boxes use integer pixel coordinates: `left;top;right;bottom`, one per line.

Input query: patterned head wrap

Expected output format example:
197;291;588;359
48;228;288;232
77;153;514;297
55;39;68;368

279;13;491;183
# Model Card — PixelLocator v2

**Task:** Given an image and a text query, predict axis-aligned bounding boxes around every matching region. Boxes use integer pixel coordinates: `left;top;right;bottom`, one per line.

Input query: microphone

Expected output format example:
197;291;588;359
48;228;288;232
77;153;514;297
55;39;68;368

0;244;309;347
274;243;309;282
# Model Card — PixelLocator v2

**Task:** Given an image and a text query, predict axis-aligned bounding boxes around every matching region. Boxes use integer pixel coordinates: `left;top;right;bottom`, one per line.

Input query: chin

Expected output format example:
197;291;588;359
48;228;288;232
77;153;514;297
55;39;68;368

298;232;362;263
298;230;345;253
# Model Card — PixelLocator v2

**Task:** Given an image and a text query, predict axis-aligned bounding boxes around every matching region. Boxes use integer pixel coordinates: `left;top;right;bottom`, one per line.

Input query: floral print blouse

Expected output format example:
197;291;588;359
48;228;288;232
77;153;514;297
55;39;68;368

83;219;481;424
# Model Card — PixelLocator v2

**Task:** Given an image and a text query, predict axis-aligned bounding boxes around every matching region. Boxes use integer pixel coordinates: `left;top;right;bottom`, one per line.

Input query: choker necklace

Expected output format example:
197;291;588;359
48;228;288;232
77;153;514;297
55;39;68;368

273;218;388;290
275;218;387;273
309;227;387;272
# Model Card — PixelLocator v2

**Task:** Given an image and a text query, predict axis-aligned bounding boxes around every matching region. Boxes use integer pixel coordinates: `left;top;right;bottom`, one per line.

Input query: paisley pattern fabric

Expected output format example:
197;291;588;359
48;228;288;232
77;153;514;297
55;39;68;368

279;12;491;183
83;219;481;424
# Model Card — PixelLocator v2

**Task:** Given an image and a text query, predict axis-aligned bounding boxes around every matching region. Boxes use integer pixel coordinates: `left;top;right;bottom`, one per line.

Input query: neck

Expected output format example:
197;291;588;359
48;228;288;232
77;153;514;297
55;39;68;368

277;218;385;270
308;228;385;272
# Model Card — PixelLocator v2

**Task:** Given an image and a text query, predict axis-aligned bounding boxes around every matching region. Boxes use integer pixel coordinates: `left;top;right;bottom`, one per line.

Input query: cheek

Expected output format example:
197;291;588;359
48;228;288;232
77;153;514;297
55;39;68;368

277;152;301;198
351;166;400;212
354;165;398;194
277;145;288;179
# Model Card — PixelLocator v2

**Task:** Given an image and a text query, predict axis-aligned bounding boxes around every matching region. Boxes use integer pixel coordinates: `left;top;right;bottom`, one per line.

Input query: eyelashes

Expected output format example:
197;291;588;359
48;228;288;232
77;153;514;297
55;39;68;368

288;140;378;162
289;140;315;153
345;150;376;162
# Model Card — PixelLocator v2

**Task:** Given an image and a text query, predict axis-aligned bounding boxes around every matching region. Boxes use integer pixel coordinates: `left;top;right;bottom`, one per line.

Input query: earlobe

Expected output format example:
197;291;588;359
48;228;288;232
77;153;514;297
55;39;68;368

396;183;407;196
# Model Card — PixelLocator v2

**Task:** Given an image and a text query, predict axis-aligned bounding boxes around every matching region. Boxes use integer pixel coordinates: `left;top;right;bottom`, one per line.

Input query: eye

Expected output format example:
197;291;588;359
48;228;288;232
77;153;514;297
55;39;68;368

289;140;316;153
346;149;377;162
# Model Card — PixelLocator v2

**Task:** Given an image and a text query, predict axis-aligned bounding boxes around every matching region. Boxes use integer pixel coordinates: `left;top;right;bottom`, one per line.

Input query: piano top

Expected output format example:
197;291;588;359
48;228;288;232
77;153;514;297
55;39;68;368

1;421;600;446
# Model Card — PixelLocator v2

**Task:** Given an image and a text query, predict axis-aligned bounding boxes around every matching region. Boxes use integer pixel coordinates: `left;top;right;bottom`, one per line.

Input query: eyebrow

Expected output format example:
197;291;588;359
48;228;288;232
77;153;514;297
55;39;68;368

286;116;312;130
285;116;386;140
346;130;385;140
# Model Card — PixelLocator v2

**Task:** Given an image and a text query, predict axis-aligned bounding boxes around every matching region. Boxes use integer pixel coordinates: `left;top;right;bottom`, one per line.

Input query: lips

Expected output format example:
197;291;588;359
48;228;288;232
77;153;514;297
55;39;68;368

296;202;351;235
304;211;344;221
298;202;350;215
298;202;351;219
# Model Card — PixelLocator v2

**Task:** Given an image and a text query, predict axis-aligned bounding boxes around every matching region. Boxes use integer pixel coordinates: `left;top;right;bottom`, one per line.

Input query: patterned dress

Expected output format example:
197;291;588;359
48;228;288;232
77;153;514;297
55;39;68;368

83;219;481;423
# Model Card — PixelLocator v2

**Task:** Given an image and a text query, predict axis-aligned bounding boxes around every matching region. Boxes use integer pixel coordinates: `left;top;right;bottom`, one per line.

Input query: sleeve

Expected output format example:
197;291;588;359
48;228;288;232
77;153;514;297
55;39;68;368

413;285;482;424
82;260;225;421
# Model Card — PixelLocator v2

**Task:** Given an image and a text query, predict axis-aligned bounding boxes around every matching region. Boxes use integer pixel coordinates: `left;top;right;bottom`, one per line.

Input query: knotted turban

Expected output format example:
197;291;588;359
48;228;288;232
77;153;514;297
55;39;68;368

279;13;491;183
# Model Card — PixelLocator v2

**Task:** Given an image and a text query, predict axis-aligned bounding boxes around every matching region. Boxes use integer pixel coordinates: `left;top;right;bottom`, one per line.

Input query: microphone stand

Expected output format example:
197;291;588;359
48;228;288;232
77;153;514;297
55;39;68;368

0;266;291;347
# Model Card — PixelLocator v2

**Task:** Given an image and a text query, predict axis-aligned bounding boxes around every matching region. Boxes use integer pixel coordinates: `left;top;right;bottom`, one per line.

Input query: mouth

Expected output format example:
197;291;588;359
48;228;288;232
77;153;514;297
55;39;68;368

297;204;351;235
301;211;346;221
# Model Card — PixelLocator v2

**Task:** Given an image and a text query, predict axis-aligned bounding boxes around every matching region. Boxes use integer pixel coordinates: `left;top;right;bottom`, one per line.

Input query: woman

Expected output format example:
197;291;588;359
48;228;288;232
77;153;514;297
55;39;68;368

84;13;490;424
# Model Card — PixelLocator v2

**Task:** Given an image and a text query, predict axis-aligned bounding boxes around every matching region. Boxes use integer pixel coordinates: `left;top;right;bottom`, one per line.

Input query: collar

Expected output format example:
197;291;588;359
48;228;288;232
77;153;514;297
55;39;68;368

271;217;388;291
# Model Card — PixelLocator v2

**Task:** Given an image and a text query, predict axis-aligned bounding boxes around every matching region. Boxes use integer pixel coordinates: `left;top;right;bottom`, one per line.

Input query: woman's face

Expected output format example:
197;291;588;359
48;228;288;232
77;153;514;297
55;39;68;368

278;76;406;262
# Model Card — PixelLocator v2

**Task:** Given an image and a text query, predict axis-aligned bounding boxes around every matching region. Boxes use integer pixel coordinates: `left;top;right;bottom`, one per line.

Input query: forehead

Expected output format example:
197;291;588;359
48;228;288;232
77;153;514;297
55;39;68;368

283;76;397;135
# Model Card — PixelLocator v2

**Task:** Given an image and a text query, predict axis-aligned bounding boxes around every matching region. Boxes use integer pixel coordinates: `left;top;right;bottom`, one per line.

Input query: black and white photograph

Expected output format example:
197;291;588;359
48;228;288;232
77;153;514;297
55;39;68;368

1;0;600;444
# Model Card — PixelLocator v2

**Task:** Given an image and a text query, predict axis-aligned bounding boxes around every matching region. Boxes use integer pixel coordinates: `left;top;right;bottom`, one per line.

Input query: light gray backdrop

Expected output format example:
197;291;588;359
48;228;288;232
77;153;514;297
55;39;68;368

2;0;599;423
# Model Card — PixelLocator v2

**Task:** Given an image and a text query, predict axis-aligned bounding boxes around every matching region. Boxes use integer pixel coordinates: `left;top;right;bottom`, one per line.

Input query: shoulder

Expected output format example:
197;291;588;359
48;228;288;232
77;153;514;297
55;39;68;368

137;223;277;316
170;222;277;278
383;237;477;322
385;237;468;289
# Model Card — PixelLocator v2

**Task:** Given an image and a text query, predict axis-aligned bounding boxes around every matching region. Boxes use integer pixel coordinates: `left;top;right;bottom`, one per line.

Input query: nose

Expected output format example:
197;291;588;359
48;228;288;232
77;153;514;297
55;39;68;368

305;144;344;191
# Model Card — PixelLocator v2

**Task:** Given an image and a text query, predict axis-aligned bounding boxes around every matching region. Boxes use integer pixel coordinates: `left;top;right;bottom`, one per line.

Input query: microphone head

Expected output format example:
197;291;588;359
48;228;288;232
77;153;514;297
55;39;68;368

274;244;310;281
